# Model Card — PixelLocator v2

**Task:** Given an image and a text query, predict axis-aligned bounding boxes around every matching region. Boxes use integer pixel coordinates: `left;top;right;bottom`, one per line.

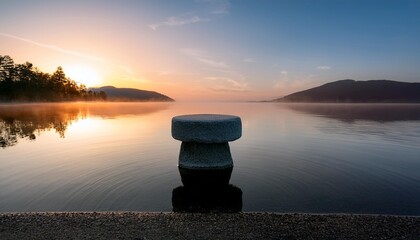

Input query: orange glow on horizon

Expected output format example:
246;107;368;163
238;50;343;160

63;64;102;87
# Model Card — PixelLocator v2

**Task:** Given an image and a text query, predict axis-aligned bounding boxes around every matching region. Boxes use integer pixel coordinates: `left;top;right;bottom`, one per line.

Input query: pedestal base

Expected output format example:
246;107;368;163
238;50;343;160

179;142;233;169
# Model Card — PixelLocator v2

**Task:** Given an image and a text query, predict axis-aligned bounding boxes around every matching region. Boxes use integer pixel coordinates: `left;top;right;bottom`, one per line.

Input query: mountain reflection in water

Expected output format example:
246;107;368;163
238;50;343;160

285;103;420;122
0;102;170;147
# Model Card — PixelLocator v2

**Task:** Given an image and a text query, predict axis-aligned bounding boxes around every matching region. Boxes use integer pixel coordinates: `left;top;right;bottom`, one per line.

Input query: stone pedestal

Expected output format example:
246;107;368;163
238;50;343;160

171;114;243;212
172;114;242;171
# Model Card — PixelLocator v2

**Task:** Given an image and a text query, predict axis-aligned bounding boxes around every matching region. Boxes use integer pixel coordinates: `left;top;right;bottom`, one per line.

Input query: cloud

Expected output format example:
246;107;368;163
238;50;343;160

158;70;197;76
119;75;148;83
149;15;209;30
181;48;229;69
205;76;248;92
208;86;251;93
280;70;288;75
119;65;134;75
0;32;107;63
150;0;230;30
210;1;230;15
181;46;249;93
227;79;247;89
206;76;244;86
316;65;331;70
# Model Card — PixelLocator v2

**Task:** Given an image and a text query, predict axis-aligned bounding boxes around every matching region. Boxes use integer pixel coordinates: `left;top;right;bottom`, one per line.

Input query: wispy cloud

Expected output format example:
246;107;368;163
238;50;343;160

119;75;148;83
0;32;148;81
316;65;331;70
210;0;230;15
205;76;248;92
150;0;230;30
0;32;107;63
181;46;249;93
119;65;134;75
158;70;197;76
208;86;251;93
181;48;229;69
0;32;144;82
206;76;246;87
280;70;288;75
149;15;209;30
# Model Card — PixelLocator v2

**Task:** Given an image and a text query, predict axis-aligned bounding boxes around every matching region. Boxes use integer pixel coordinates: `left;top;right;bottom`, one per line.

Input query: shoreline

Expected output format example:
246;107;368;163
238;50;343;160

1;212;419;239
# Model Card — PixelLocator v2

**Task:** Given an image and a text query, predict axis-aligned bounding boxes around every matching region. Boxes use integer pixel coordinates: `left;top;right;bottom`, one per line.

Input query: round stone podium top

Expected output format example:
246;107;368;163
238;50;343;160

172;114;242;143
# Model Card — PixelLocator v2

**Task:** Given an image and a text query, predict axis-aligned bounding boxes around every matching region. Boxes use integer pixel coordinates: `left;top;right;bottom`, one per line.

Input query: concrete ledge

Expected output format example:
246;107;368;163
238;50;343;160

172;114;242;143
1;212;419;239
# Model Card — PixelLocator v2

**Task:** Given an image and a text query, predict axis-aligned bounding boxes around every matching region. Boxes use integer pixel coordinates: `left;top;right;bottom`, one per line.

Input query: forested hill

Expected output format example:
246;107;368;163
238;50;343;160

274;80;420;103
0;55;106;102
90;86;174;102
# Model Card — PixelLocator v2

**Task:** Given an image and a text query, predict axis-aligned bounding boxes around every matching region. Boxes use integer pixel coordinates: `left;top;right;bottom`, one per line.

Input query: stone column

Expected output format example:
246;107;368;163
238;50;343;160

172;114;242;186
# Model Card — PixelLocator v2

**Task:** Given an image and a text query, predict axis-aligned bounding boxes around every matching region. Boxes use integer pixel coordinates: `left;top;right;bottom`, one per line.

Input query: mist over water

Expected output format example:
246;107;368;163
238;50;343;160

1;102;420;214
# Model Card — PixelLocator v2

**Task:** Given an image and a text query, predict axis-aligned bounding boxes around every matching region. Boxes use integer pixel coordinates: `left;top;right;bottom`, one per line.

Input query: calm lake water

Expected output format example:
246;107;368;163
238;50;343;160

1;102;420;215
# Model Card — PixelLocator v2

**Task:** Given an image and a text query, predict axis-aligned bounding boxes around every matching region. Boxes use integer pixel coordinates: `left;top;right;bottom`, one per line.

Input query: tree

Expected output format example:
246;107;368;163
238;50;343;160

0;55;15;83
50;66;67;98
0;55;17;100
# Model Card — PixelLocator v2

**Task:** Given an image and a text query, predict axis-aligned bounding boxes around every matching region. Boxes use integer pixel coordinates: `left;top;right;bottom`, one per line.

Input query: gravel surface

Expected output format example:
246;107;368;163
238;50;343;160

1;212;419;239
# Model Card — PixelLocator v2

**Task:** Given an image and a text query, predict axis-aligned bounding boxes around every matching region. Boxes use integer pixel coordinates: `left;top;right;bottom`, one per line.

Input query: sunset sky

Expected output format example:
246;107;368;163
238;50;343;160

1;0;419;101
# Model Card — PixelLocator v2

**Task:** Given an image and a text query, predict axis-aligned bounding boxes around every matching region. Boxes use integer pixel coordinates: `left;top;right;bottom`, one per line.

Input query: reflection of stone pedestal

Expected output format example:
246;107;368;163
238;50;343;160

178;166;233;187
172;184;242;213
171;114;242;212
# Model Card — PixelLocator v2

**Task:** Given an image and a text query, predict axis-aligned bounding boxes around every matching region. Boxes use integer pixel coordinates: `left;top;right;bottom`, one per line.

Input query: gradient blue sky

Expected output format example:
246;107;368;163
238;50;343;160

1;0;419;101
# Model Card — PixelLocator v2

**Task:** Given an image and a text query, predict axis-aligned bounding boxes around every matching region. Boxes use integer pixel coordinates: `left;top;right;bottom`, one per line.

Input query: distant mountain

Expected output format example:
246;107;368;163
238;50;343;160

90;86;174;102
273;80;420;103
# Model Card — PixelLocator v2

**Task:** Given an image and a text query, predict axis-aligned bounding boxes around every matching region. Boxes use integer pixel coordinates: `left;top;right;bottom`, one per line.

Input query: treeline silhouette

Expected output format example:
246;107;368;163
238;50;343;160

0;55;106;102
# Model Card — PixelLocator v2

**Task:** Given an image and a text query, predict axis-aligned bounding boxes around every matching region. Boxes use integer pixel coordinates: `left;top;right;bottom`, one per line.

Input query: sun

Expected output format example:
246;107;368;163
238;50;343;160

63;65;102;87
